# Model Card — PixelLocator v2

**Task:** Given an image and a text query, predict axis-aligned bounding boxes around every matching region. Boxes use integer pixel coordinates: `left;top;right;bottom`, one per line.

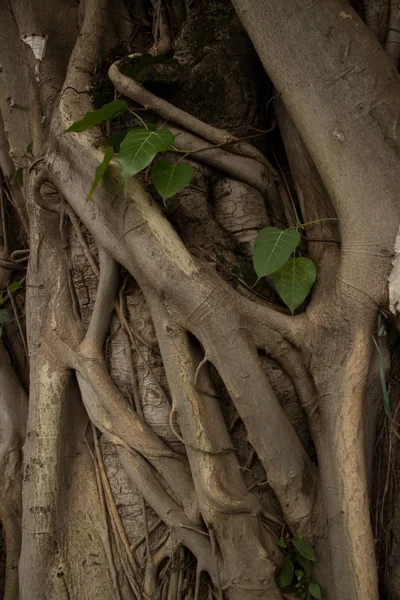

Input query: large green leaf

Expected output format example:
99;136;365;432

308;582;322;599
253;227;300;278
66;100;128;132
86;147;114;202
291;536;315;562
117;128;174;180
271;257;316;314
277;556;294;588
151;160;193;203
105;124;157;149
0;309;10;324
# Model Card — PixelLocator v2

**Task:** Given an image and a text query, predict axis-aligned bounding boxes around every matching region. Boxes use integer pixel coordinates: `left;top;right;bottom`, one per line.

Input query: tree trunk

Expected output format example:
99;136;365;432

0;1;399;599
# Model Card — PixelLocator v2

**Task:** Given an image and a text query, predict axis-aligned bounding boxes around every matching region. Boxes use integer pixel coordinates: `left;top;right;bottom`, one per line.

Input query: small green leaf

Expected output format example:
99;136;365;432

291;537;315;562
308;582;322;599
296;554;312;577
271;257;316;314
66;100;129;132
15;167;23;187
151;160;193;203
26;142;33;155
86;147;114;202
117;128;174;180
0;309;10;324
277;556;294;588
253;227;300;278
7;281;22;293
275;538;287;549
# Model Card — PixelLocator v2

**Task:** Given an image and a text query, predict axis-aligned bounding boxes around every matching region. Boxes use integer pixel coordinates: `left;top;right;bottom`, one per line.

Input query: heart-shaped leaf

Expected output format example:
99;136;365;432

105;124;157;150
151;160;193;203
308;582;322;599
117;128;174;180
277;556;294;588
66;100;128;132
117;128;175;179
86;147;114;202
271;257;316;314
0;309;10;324
291;536;315;562
253;227;300;278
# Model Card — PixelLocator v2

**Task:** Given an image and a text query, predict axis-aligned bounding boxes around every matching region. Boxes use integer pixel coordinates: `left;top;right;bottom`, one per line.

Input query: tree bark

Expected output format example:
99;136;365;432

0;0;399;599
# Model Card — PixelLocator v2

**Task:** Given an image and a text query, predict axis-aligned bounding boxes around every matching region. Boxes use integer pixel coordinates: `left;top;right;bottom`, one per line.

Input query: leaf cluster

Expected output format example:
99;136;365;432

66;100;193;205
67;101;319;312
276;535;322;599
252;226;316;313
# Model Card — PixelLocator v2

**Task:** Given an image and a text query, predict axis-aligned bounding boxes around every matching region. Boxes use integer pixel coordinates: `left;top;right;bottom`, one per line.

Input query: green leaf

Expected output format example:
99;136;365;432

275;538;287;549
86;147;114;202
296;554;312;578
117;128;174;180
0;309;10;324
0;292;3;305
271;257;316;314
105;124;157;149
66;100;129;132
277;556;294;588
291;537;315;562
7;281;22;292
253;227;300;278
151;160;193;203
308;582;322;599
105;129;130;149
15;167;23;187
26;142;33;155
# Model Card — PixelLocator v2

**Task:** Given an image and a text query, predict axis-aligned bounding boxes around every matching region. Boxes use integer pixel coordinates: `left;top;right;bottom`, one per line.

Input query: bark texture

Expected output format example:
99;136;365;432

0;1;399;599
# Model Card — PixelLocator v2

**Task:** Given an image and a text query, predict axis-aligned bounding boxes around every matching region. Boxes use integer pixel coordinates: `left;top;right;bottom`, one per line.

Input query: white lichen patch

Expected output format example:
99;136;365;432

332;130;345;142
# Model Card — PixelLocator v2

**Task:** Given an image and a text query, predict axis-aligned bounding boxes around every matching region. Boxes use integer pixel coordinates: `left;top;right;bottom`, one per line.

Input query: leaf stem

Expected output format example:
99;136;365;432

129;110;149;129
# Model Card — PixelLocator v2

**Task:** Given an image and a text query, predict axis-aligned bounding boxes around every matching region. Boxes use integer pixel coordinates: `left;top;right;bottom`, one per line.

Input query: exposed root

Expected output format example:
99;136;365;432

108;61;275;173
85;424;124;600
93;425;142;598
149;0;172;56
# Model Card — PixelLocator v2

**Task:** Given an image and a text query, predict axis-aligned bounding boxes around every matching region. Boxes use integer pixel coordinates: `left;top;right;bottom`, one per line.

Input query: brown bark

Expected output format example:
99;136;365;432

0;0;399;599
